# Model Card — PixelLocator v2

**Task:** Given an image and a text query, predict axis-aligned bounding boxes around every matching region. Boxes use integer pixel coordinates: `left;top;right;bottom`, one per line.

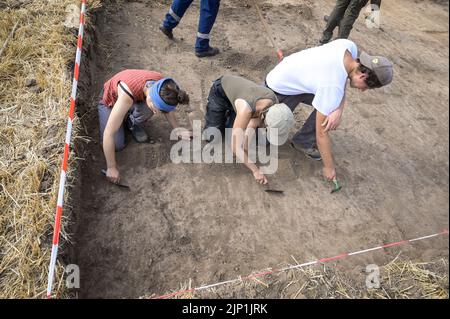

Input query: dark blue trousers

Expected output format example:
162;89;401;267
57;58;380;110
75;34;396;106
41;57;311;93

163;0;221;52
275;93;317;149
263;81;317;149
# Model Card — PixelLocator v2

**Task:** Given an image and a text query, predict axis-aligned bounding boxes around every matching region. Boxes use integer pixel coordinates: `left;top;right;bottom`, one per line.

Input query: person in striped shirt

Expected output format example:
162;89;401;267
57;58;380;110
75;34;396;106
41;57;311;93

98;69;192;184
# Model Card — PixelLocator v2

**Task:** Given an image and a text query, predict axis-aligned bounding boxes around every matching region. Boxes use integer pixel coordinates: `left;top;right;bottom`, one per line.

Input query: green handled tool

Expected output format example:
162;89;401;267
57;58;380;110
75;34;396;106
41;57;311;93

331;178;342;194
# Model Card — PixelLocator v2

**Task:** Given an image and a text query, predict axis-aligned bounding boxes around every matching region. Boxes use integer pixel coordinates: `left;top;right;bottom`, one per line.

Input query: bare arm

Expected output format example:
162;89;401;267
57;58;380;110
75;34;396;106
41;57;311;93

316;110;337;181
164;111;193;140
103;86;133;181
323;86;346;133
164;111;179;129
244;118;262;152
232;99;267;184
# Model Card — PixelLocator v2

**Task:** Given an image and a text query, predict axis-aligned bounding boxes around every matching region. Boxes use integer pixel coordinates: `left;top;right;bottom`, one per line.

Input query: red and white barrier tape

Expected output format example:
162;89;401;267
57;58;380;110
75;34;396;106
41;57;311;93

42;0;447;299
152;229;449;299
46;0;87;299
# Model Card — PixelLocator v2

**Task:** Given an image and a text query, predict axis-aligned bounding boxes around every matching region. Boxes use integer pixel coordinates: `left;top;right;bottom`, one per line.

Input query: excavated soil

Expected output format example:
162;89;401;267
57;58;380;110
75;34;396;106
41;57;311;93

72;0;449;298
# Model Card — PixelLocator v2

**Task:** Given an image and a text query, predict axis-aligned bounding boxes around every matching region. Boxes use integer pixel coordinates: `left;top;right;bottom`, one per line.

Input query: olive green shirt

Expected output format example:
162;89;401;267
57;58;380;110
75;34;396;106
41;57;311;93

221;75;278;115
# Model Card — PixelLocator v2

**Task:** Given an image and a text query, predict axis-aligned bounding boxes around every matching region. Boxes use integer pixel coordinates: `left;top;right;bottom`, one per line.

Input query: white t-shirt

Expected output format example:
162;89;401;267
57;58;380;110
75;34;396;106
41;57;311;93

266;39;358;116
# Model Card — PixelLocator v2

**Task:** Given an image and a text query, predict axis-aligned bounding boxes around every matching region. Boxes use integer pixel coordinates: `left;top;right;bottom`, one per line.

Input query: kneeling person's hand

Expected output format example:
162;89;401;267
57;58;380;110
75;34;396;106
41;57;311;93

253;170;268;185
107;166;121;184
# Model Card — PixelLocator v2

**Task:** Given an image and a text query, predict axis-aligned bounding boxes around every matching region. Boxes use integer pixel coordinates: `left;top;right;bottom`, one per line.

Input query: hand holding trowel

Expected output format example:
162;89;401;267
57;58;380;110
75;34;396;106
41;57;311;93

101;169;130;190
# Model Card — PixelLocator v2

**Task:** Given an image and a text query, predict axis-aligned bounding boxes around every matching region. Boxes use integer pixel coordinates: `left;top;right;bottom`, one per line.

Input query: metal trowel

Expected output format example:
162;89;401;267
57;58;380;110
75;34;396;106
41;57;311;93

265;189;284;194
101;169;130;190
264;183;284;194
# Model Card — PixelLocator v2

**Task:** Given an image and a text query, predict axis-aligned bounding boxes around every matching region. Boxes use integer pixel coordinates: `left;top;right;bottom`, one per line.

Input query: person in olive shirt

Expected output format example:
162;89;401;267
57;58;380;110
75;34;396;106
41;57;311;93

204;75;294;184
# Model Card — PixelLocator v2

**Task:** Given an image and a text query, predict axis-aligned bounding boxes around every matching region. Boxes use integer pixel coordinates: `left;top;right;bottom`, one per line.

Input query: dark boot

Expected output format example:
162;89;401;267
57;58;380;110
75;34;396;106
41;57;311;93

319;31;333;45
290;142;322;161
195;46;220;58
159;25;174;39
126;117;149;143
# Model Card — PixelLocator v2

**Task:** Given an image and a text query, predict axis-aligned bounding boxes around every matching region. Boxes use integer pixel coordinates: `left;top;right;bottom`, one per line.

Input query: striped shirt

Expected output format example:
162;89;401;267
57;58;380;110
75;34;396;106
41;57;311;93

102;69;163;107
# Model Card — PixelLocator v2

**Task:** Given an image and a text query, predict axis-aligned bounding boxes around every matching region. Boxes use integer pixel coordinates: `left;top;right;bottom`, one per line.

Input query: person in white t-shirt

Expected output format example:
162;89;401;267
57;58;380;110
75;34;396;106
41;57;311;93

265;39;393;181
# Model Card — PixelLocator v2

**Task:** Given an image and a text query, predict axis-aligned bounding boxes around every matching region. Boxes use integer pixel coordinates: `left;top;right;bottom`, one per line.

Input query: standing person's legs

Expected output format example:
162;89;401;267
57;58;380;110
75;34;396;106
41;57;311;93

264;78;305;112
338;0;369;39
320;0;352;44
291;110;317;149
273;93;316;149
195;0;221;56
274;94;305;113
291;107;321;160
273;92;321;160
98;102;126;151
161;0;195;38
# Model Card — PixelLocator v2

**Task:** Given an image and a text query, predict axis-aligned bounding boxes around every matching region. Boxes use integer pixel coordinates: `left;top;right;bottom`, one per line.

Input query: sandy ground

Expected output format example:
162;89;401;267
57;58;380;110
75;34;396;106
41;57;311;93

72;0;449;298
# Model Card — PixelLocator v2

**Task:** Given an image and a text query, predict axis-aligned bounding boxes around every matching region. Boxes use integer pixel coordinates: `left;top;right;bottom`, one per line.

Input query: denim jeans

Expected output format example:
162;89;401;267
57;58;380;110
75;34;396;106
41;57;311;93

98;99;153;151
162;0;221;52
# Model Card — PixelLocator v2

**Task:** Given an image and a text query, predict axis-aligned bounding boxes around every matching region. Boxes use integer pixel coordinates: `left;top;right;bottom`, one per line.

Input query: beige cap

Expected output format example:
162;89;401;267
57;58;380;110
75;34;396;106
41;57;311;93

359;51;394;86
265;103;294;146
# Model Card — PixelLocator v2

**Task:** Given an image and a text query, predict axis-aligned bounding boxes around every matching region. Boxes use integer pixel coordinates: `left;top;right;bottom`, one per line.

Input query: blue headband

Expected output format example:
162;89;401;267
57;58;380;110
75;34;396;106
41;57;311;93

149;78;178;112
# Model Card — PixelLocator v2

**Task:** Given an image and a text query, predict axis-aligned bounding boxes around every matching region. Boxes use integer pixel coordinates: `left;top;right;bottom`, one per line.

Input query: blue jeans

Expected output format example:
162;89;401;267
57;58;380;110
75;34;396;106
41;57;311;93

162;0;221;52
98;100;153;151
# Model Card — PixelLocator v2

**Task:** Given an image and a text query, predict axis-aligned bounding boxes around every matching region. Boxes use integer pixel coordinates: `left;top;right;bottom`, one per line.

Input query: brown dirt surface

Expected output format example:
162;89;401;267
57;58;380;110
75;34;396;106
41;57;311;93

72;0;449;298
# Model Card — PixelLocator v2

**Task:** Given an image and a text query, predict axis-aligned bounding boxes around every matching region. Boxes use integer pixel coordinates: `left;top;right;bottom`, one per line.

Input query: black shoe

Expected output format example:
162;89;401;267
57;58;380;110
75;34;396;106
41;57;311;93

195;46;220;58
318;31;333;45
324;15;329;22
126;117;149;143
318;37;331;45
159;25;173;39
290;142;322;161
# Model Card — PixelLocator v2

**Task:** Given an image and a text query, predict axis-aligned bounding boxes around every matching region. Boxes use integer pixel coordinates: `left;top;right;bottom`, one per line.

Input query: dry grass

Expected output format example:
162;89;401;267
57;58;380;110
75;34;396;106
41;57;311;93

0;0;99;298
146;257;449;299
370;258;449;299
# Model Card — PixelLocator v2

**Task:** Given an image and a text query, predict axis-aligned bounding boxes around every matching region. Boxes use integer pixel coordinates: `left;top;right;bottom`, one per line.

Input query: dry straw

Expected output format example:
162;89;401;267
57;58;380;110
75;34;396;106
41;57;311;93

1;0;448;299
148;257;448;299
0;0;99;298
